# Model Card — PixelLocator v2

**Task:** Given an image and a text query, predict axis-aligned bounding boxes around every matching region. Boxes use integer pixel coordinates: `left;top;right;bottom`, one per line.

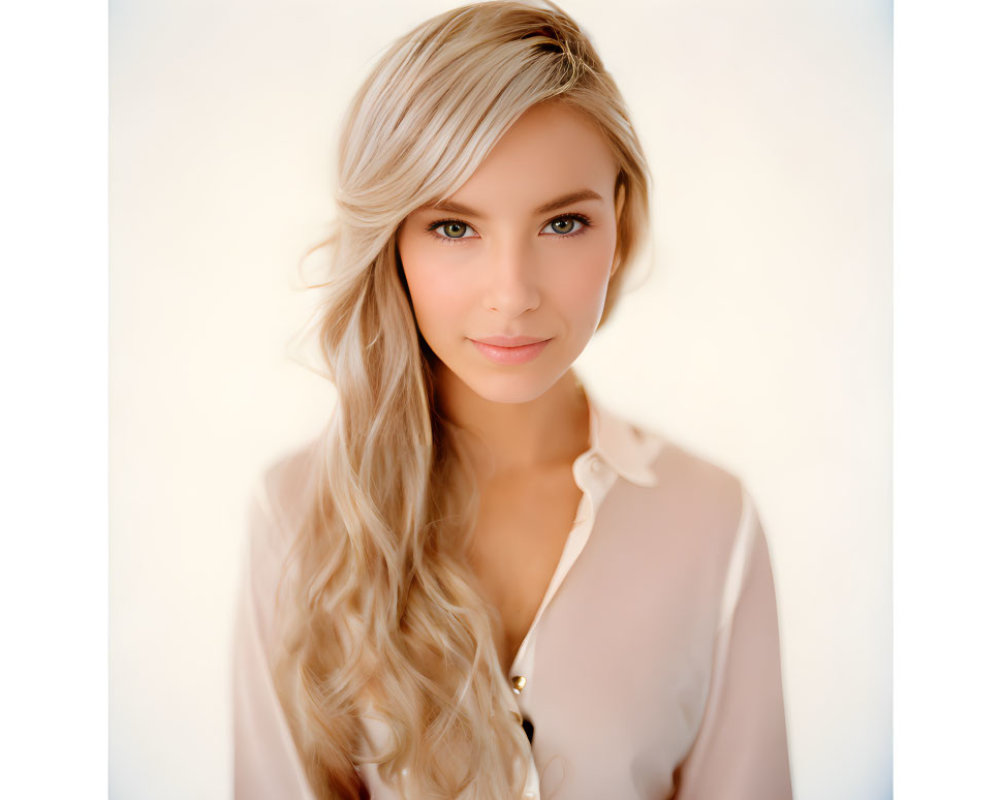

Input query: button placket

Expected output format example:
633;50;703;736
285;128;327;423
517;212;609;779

506;456;603;698
500;430;619;800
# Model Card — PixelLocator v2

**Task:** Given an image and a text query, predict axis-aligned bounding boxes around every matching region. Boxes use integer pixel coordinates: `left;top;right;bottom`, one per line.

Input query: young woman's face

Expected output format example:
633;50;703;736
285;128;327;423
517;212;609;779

397;101;621;405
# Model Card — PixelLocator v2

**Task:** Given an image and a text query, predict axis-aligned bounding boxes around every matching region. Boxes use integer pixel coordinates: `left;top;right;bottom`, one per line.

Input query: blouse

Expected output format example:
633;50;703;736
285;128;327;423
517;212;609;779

232;397;794;799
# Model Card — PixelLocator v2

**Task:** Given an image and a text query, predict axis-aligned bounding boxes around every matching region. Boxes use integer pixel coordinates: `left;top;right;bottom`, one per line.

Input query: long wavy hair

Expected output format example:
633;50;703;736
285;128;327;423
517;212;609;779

273;3;651;797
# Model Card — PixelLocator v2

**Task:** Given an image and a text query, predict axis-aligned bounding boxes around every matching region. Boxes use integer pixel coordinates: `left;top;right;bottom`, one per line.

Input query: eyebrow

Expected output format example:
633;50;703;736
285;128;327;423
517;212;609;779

427;189;604;218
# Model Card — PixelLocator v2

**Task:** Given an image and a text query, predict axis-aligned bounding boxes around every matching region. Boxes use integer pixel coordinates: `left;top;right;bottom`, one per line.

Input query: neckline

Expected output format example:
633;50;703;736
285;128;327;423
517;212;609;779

502;390;661;686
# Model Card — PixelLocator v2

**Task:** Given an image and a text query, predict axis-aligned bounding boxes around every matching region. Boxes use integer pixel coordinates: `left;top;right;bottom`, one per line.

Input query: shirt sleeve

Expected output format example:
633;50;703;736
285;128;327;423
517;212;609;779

232;482;316;800
672;490;794;800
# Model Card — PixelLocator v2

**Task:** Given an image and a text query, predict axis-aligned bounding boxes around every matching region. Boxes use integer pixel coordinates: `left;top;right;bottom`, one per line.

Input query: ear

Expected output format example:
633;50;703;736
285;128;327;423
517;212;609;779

610;180;626;276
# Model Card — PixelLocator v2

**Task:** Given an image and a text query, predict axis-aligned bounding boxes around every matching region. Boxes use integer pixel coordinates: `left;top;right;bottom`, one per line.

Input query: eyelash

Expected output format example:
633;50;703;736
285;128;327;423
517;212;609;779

426;213;593;244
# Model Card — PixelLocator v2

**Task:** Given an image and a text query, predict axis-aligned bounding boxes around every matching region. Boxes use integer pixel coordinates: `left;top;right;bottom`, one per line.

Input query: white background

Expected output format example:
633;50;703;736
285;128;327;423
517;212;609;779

106;0;891;798
9;2;1000;799
8;2;1000;799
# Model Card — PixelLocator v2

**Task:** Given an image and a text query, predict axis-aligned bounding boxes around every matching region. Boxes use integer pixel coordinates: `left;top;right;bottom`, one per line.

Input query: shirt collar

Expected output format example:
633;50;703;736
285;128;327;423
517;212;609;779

584;391;660;488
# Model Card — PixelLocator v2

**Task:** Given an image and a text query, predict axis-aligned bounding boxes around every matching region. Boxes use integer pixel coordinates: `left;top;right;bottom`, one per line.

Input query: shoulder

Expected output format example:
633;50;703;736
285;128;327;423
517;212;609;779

604;417;766;633
601;414;754;589
647;434;745;536
597;403;746;540
237;438;326;665
247;437;324;562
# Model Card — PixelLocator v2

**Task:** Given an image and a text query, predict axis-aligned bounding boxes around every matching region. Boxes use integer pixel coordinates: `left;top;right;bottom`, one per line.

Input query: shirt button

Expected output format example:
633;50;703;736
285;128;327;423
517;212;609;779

511;675;527;694
590;456;603;473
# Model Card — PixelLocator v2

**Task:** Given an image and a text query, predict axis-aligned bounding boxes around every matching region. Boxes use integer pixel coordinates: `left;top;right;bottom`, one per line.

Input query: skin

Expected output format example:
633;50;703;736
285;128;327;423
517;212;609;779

397;101;623;668
397;100;621;477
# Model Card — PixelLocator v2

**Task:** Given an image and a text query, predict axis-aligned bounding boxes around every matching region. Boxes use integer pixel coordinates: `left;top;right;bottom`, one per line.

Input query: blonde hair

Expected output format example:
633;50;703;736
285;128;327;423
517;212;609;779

274;2;650;797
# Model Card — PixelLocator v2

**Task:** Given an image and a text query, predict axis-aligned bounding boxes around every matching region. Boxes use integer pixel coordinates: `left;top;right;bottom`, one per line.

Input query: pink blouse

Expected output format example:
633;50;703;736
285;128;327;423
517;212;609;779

233;398;793;799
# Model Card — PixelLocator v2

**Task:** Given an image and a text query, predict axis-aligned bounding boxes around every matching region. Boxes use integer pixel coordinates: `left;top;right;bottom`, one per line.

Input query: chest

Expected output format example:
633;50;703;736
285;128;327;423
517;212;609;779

466;466;583;674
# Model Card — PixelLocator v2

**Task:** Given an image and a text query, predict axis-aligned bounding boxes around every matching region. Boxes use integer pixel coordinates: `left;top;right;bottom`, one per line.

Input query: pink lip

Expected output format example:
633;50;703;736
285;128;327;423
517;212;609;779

474;335;547;347
469;336;551;365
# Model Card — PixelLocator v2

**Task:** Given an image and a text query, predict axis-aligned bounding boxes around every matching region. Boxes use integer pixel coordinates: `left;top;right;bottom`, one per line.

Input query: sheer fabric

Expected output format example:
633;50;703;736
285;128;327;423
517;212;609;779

233;397;793;799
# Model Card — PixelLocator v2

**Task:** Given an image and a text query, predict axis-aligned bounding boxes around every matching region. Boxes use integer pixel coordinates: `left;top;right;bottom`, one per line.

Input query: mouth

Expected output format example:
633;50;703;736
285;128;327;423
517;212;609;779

468;336;552;365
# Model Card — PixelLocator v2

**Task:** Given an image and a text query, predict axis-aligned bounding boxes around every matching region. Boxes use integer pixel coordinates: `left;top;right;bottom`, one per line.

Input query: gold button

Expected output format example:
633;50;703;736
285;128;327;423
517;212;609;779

511;675;527;694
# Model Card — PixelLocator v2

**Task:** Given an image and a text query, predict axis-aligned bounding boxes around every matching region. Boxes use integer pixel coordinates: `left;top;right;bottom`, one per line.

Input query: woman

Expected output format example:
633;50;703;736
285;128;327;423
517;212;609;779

233;2;793;798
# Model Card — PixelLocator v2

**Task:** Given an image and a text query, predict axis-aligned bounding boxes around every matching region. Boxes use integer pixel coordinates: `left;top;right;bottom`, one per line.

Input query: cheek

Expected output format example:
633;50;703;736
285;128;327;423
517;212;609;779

399;244;468;336
550;233;617;319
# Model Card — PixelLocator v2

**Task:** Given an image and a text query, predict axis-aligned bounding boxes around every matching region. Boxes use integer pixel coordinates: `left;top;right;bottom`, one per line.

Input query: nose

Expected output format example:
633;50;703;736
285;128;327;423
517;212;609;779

482;238;541;317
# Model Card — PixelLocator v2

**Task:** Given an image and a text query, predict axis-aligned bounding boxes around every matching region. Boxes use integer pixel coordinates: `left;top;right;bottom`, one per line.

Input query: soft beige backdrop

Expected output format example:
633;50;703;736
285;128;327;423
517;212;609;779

110;0;891;797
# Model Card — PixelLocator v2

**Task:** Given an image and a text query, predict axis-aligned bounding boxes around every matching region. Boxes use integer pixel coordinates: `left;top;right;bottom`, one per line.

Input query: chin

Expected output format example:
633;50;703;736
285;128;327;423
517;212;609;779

463;368;565;406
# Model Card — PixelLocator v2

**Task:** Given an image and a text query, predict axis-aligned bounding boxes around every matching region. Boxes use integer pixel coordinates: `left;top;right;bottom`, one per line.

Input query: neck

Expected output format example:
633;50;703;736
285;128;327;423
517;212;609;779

435;367;591;480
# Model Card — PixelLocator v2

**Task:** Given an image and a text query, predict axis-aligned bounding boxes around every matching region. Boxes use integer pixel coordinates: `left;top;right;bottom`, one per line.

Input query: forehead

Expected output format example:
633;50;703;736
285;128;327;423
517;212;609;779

441;102;618;214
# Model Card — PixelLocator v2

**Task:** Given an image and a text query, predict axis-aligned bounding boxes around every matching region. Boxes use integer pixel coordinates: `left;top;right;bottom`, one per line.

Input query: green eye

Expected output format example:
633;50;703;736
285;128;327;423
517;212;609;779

543;215;588;235
433;221;471;239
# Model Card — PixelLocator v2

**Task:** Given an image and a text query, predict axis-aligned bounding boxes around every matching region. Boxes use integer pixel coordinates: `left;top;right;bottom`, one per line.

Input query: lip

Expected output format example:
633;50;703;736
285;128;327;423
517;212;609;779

473;335;548;347
469;336;551;365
